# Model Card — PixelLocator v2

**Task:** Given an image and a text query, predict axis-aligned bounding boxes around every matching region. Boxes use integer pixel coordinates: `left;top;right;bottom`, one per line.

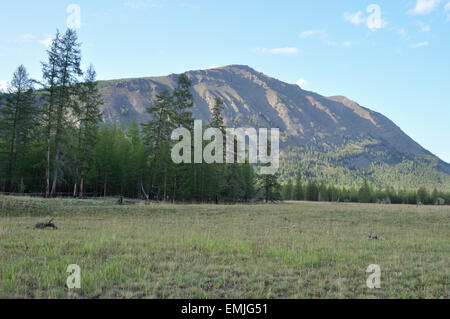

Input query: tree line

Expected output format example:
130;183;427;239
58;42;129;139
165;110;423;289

279;143;450;191
0;29;282;203
282;175;450;205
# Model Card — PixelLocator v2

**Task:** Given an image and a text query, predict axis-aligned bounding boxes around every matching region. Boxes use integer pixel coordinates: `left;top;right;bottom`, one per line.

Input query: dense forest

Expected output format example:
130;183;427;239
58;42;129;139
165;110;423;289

281;177;450;205
0;29;449;205
0;29;276;203
279;141;450;191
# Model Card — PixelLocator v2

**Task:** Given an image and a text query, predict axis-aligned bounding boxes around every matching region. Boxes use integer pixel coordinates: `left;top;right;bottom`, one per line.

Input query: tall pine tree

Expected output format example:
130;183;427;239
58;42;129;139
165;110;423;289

294;173;303;200
209;97;226;204
76;65;103;197
41;31;61;197
0;65;37;192
50;29;83;197
141;89;176;200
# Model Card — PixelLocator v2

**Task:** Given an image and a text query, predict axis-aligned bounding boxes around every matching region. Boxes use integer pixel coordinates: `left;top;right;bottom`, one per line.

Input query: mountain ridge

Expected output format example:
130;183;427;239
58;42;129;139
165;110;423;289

96;64;450;189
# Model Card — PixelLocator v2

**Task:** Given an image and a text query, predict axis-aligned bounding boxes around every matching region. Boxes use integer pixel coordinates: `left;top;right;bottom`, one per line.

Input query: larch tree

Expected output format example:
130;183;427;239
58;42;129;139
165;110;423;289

0;65;37;192
126;119;147;198
50;28;83;197
294;172;303;200
257;170;282;203
283;178;294;200
172;73;195;201
41;30;61;198
208;97;226;204
141;89;176;200
76;64;103;198
242;161;256;202
358;179;372;203
173;73;194;129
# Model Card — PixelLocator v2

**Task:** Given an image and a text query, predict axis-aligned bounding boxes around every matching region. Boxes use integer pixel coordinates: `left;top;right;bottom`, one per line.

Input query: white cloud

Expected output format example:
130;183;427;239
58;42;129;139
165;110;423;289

344;11;365;25
445;2;450;20
14;34;36;43
0;80;8;93
342;41;352;47
417;21;431;32
299;29;326;38
39;35;53;48
412;41;429;48
299;29;336;46
268;47;299;55
252;47;300;55
179;3;199;9
14;33;53;47
412;0;441;15
123;1;161;9
296;78;307;88
397;28;406;37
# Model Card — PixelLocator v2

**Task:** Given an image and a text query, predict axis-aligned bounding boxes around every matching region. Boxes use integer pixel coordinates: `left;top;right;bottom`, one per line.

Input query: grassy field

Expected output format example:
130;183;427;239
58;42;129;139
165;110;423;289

0;195;448;299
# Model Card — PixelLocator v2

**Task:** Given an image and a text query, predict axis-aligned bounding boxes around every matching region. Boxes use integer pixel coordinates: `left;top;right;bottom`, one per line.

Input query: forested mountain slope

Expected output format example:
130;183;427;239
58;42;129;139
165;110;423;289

97;65;450;190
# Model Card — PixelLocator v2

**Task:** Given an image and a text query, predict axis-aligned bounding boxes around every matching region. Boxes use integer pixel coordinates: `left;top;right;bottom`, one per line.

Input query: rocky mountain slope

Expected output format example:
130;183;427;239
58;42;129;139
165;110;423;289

97;65;450;189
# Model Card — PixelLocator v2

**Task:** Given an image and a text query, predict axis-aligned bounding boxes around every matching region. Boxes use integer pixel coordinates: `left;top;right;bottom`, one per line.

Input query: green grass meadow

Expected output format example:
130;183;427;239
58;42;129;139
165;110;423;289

0;196;448;299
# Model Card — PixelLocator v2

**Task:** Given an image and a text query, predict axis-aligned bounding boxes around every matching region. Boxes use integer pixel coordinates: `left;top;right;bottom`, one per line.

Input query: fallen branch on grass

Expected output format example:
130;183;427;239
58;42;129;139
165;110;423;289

35;218;58;230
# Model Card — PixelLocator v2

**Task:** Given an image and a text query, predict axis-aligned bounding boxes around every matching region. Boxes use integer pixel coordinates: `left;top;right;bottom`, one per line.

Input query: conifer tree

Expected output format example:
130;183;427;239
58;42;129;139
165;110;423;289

210;97;226;134
242;161;256;202
209;97;226;204
306;180;318;201
173;73;194;129
41;30;61;197
358;179;372;203
126;119;146;198
141;89;176;199
256;141;282;203
257;170;282;203
76;65;103;197
283;178;294;200
294;172;303;200
172;74;195;201
50;29;83;197
417;187;429;204
96;125;116;197
0;65;37;192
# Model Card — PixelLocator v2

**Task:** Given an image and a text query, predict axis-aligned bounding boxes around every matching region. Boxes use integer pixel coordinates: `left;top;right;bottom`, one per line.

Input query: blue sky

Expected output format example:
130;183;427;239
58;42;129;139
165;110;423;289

0;0;449;162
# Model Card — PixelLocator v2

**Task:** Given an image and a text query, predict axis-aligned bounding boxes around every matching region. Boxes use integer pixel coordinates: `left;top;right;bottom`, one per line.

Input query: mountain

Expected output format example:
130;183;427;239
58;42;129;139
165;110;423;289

97;65;450;190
